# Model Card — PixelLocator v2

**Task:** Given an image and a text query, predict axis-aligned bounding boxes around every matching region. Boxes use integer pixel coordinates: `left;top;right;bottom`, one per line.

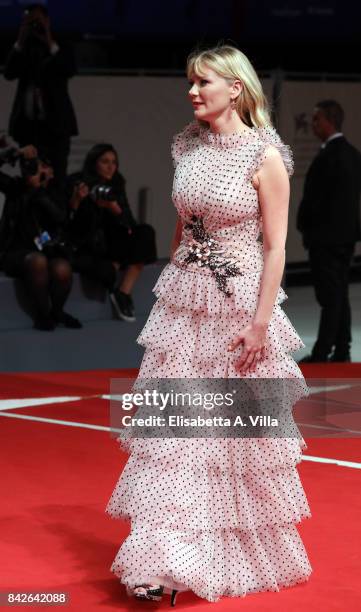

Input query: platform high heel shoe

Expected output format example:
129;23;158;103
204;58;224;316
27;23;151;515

128;584;179;606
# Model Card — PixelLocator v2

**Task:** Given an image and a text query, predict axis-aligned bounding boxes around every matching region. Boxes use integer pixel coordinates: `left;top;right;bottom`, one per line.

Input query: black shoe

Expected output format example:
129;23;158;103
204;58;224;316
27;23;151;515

109;290;136;322
129;584;178;605
33;315;56;331
127;292;135;311
132;584;164;602
53;311;82;329
298;353;329;363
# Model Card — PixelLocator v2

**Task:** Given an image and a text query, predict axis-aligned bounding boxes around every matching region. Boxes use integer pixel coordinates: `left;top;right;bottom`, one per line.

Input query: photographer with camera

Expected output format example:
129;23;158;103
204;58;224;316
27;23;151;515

3;3;78;187
66;144;157;321
0;144;81;331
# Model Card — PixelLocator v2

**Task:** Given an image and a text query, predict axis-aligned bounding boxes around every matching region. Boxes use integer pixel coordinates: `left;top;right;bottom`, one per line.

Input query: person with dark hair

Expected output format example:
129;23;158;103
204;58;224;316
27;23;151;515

66;144;157;321
314;99;344;131
3;3;78;186
297;100;361;362
0;146;81;331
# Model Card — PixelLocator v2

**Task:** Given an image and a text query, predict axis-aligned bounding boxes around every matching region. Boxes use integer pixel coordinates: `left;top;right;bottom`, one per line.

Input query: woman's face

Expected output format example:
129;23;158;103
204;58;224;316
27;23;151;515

95;151;117;181
188;66;238;122
25;160;53;189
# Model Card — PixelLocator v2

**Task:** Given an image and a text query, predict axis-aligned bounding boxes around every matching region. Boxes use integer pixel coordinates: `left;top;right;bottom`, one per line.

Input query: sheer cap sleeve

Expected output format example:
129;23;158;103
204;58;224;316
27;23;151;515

252;126;294;178
171;121;200;168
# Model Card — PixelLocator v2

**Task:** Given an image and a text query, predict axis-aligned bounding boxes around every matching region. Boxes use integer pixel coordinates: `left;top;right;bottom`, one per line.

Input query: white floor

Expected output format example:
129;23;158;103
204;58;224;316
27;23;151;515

283;283;361;361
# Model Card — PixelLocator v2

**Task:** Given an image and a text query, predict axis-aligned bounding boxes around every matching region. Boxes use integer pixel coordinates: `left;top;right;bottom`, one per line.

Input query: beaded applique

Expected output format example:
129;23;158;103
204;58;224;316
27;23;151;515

182;215;244;297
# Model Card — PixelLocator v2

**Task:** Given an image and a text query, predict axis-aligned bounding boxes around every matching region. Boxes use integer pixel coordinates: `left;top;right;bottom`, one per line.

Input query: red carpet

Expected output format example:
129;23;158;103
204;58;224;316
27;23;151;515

0;368;360;611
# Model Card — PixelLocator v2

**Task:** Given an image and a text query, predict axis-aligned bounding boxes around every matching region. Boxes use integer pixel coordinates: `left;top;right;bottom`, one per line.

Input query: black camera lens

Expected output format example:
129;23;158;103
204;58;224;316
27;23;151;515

20;157;39;177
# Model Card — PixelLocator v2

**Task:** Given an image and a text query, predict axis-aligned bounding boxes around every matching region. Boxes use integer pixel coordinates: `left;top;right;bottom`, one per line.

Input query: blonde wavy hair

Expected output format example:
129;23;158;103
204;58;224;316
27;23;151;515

187;45;272;128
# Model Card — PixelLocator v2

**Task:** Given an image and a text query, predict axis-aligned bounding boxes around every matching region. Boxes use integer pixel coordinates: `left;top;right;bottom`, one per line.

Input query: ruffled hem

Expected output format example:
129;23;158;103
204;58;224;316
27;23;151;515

133;348;307;388
106;430;311;532
114;433;307;464
137;300;304;365
152;262;288;315
107;435;310;531
135;261;305;367
106;463;311;531
109;523;312;602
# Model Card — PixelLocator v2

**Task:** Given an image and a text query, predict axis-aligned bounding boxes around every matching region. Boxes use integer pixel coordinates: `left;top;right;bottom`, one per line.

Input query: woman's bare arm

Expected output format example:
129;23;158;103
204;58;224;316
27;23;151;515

170;217;183;258
228;145;290;373
253;145;290;328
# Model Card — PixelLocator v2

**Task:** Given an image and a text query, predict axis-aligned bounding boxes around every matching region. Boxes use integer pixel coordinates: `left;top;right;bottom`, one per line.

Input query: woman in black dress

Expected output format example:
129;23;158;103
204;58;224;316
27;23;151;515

67;144;157;321
0;147;81;330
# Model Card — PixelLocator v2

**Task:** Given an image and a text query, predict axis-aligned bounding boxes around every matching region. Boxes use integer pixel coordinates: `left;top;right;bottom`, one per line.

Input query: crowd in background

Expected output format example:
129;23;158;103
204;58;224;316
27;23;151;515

0;4;157;331
1;4;361;364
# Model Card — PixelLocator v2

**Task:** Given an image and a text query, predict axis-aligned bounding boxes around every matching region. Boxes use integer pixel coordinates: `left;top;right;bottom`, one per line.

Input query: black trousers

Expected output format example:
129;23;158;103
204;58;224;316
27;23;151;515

17;119;71;187
308;243;355;358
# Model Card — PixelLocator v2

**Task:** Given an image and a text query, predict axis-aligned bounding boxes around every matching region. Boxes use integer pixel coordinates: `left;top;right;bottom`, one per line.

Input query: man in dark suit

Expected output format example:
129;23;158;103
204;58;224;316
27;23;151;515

297;100;361;362
3;4;78;186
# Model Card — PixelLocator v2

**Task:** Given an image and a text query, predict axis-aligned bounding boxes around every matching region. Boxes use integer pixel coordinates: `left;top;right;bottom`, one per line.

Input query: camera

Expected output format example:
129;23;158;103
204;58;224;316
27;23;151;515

23;9;46;37
29;20;45;35
20;156;40;177
0;136;39;176
90;184;116;202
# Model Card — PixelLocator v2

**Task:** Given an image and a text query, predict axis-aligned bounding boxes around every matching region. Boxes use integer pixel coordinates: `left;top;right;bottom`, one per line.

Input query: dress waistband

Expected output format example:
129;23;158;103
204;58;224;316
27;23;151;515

173;215;263;296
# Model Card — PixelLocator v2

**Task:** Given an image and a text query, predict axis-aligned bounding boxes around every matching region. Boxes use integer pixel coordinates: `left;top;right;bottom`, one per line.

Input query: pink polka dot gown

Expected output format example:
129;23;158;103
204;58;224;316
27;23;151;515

106;121;312;602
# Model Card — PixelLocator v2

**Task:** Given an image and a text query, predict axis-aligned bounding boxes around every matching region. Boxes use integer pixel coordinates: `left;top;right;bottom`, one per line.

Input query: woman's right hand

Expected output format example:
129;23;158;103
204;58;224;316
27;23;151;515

70;182;89;210
19;145;37;159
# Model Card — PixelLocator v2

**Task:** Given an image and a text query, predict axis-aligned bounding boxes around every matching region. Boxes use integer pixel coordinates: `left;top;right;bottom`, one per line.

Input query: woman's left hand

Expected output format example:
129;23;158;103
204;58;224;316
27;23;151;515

227;322;268;374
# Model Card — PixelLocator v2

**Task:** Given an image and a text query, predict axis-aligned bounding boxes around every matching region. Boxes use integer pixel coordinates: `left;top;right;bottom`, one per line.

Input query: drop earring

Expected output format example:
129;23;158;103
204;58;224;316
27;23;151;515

230;97;237;110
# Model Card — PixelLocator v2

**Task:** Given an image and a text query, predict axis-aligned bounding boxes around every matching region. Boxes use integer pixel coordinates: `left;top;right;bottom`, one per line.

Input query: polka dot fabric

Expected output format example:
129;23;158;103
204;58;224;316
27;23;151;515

106;121;312;602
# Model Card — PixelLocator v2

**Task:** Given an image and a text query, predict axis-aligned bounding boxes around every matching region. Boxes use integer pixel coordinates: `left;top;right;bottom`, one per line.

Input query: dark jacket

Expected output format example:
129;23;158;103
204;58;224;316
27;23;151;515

0;170;65;260
297;136;361;248
3;40;78;141
66;172;137;255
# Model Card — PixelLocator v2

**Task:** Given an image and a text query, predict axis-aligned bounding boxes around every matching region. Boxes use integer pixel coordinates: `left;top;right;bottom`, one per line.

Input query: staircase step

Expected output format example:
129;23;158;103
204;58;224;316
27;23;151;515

0;319;147;372
0;261;165;331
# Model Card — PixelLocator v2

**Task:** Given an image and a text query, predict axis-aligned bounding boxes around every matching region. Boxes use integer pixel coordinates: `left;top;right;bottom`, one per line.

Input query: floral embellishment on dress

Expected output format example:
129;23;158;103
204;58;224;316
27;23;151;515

183;215;243;296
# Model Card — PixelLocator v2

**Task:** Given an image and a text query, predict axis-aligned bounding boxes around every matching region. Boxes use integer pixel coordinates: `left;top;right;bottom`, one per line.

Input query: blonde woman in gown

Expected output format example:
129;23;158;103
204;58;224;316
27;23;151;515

106;45;312;605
